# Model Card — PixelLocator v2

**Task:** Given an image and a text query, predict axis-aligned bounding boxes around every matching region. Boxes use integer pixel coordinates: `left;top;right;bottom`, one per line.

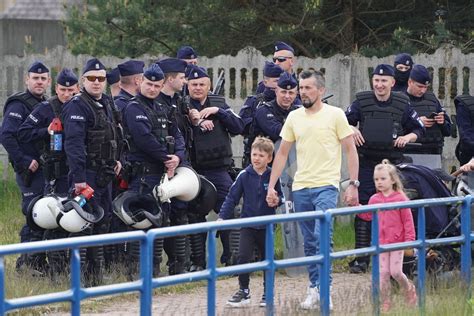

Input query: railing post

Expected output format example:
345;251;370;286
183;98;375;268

417;207;426;314
140;233;153;316
70;248;81;316
460;195;472;305
265;223;275;316
0;256;5;315
371;209;380;315
207;229;217;316
320;211;332;316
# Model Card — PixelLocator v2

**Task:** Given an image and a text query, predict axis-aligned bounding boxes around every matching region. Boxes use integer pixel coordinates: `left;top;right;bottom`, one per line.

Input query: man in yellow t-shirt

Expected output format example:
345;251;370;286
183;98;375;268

267;70;359;311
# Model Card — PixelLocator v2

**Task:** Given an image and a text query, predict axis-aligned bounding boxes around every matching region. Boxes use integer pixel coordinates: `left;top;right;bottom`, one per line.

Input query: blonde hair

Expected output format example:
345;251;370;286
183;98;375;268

251;136;274;156
374;159;404;193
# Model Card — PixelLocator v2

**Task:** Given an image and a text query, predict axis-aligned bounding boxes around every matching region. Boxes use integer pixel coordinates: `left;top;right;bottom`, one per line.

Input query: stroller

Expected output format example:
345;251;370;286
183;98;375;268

397;164;461;281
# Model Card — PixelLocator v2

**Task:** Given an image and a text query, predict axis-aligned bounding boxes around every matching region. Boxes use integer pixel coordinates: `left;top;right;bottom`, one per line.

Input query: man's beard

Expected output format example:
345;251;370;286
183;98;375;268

302;98;316;108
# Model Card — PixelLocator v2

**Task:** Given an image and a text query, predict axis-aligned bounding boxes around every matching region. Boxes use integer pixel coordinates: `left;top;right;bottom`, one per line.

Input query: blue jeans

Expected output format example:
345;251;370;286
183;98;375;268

293;185;338;288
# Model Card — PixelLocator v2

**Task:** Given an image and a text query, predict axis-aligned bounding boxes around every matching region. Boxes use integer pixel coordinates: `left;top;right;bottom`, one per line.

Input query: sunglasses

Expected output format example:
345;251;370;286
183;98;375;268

273;56;292;63
85;76;106;83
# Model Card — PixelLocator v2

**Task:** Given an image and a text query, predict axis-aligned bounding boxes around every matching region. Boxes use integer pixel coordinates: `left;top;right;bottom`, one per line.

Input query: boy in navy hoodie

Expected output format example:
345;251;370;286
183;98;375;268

219;136;283;308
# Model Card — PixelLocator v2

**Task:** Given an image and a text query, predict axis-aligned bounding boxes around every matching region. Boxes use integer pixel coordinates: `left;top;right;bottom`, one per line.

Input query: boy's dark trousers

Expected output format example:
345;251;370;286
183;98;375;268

238;227;266;290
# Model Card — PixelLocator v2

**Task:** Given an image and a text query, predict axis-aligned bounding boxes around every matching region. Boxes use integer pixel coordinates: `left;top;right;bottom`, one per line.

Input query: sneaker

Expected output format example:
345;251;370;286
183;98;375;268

300;286;320;310
226;289;250;308
259;294;266;307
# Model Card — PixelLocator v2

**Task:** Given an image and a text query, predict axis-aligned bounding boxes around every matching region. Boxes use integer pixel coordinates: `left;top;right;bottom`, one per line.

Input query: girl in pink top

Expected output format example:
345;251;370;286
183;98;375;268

368;160;417;312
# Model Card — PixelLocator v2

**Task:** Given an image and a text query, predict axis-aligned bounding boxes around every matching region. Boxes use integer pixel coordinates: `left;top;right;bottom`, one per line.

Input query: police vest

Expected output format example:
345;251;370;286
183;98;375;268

454;95;474;157
357;91;408;160
3;90;45;116
126;94;170;155
78;92;118;164
192;95;233;170
408;91;443;154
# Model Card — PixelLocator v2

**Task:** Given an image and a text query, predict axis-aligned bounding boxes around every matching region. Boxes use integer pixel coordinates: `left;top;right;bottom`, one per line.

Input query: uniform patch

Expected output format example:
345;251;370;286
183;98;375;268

266;113;274;118
70;115;85;121
28;114;38;123
135;115;148;121
8;112;22;119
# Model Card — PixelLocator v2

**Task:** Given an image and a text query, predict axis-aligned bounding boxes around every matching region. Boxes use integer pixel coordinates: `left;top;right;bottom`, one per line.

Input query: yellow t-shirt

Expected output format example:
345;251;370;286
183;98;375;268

280;104;353;190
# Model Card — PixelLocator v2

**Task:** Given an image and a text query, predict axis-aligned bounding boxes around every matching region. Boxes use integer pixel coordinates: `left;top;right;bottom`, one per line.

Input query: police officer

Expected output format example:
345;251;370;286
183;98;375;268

177;45;198;66
187;65;244;270
0;61;50;272
345;64;424;273
404;64;451;167
454;94;474;165
240;61;283;166
18;68;79;195
123;63;186;276
253;72;299;144
256;41;296;94
62;58;122;285
107;67;121;98
114;60;144;111
393;53;414;92
155;58;190;275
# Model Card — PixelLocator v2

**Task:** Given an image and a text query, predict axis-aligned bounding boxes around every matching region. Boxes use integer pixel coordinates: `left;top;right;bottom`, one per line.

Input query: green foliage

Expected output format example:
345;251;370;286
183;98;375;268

64;0;474;58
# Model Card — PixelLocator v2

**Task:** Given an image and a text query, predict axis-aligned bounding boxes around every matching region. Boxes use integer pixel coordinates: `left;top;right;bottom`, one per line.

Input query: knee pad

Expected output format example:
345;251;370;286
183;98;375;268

354;217;371;248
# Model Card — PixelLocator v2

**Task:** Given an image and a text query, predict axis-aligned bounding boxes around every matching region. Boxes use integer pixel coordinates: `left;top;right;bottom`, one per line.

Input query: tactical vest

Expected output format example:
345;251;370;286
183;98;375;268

3;90;44;116
408;91;443;154
357;91;407;160
125;94;170;155
4;91;45;168
78;92;118;164
455;95;474;123
454;95;474;160
192;95;233;170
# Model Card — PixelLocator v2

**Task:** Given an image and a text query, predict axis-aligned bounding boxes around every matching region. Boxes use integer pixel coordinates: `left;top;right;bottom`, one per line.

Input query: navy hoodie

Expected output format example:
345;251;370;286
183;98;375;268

219;165;283;227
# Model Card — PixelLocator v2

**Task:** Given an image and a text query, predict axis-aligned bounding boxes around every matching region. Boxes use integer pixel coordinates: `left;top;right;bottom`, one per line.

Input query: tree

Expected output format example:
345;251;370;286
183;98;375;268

64;0;474;58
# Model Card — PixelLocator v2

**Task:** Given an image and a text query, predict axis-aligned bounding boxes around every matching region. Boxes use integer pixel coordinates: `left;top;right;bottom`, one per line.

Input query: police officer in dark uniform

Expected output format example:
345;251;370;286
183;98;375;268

404;64;451;168
156;58;191;275
114;60;144;111
187;65;244;270
392;53;414;92
123;63;186;276
455;94;474;165
62;58;122;285
107;67;121;98
253;72;299;143
18;68;79;195
0;61;50;272
345;64;424;273
177;46;199;94
256;41;296;94
240;61;283;166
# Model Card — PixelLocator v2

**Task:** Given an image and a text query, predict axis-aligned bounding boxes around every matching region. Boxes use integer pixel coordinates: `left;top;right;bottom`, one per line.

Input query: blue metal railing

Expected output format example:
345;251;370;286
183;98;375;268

0;195;472;315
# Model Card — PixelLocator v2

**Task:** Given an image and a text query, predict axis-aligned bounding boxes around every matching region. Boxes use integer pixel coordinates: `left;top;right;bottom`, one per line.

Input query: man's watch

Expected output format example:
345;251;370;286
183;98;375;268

349;180;360;188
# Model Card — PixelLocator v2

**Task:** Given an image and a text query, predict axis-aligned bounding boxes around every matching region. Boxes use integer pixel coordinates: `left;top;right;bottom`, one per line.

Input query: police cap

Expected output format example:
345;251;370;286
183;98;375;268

372;64;395;77
28;61;49;74
274;41;294;54
409;64;431;85
394;53;414;67
144;64;164;82
56;68;78;87
106;67;120;85
177;46;198;59
263;61;283;78
187;65;209;80
157;58;187;74
118;60;144;76
277;72;298;90
82;58;106;74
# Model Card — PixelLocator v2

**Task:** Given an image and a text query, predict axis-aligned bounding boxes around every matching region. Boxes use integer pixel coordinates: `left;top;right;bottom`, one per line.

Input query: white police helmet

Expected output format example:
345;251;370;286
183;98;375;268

56;198;104;233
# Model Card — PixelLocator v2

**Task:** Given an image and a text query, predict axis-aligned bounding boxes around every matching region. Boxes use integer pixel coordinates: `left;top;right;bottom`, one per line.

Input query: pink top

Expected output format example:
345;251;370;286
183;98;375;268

368;191;416;245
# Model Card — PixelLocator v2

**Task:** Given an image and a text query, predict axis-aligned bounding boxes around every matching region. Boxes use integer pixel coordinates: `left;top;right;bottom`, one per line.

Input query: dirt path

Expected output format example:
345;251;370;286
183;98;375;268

77;272;372;315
